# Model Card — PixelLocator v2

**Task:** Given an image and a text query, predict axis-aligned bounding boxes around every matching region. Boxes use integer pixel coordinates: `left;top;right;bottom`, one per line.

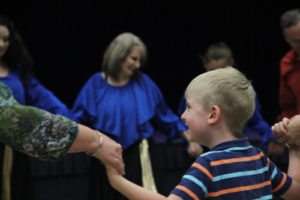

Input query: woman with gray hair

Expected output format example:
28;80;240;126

72;32;188;200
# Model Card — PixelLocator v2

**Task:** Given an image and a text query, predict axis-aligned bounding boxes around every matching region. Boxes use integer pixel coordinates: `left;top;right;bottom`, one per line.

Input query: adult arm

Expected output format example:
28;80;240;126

0;82;124;174
281;146;300;199
271;116;300;199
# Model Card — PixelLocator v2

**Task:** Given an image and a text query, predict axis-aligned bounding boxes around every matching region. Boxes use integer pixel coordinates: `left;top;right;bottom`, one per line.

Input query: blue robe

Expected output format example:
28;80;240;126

0;71;73;118
73;72;186;148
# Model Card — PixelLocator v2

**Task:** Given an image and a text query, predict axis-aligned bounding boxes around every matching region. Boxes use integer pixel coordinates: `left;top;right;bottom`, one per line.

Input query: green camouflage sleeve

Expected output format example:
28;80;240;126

0;82;78;160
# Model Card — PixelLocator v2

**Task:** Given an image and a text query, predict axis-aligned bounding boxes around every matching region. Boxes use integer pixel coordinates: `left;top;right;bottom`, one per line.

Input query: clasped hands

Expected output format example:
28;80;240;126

272;115;300;149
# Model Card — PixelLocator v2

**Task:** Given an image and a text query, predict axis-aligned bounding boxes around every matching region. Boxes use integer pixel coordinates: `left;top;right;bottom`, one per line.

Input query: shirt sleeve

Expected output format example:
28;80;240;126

246;97;274;150
0;82;78;160
72;76;97;125
268;158;292;196
145;76;187;137
171;157;212;199
25;77;74;120
177;93;186;116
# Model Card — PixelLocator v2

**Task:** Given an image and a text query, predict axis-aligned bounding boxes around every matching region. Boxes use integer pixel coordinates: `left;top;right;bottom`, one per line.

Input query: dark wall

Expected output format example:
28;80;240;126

1;1;299;124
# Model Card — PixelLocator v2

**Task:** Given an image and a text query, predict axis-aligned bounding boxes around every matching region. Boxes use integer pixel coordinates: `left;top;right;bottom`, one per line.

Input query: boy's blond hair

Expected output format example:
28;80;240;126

185;67;256;137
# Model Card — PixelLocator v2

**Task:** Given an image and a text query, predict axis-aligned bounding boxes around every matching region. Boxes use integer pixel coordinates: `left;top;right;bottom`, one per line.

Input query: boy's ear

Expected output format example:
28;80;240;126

208;105;221;124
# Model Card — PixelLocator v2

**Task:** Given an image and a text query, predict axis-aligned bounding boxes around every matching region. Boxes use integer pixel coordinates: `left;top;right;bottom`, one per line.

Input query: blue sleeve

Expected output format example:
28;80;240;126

177;94;188;132
246;97;274;150
177;93;186;116
145;76;187;137
25;77;74;120
72;77;97;125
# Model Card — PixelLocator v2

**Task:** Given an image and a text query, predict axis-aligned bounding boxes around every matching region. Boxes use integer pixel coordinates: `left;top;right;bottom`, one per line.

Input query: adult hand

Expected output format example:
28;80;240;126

272;115;300;146
286;115;300;146
271;117;290;144
95;134;125;175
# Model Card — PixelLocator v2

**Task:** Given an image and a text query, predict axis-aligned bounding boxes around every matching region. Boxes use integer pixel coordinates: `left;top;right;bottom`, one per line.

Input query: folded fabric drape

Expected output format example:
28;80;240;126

139;139;157;192
2;146;13;200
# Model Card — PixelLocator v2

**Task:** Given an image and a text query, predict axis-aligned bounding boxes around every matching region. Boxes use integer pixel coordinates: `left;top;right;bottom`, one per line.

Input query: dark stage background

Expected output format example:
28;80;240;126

2;1;299;125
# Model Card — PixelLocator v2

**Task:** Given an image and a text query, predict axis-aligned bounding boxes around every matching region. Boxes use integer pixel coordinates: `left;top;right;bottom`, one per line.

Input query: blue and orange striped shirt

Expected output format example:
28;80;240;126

171;138;291;199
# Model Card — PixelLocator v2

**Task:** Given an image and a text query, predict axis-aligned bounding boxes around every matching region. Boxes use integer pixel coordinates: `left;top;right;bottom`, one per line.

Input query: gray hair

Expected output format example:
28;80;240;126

102;32;147;79
280;8;300;29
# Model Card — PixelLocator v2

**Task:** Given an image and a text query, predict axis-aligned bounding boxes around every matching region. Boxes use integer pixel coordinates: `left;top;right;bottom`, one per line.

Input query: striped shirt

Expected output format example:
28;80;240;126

171;138;291;200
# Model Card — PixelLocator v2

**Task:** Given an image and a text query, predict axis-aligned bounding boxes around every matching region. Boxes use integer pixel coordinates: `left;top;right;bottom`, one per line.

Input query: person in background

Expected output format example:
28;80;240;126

104;67;300;200
72;32;199;200
0;14;88;200
178;42;274;152
277;8;300;121
267;8;300;172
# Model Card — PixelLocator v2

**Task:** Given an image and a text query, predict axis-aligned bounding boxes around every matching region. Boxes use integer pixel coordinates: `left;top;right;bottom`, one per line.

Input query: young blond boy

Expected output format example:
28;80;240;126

104;67;300;199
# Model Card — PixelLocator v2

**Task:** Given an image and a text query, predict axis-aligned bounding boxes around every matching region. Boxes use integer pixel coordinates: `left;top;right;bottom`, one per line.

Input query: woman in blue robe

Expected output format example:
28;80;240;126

72;32;189;200
0;15;89;200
